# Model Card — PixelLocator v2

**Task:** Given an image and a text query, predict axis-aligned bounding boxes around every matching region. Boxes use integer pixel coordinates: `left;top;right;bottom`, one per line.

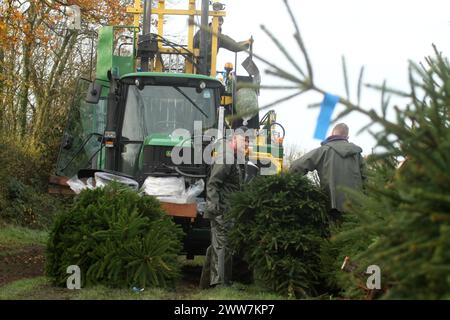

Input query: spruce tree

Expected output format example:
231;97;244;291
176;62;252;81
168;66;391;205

46;183;184;289
228;173;330;298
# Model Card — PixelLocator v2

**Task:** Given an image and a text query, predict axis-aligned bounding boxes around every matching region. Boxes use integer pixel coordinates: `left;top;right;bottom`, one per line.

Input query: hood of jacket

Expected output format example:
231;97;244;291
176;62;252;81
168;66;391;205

322;137;362;158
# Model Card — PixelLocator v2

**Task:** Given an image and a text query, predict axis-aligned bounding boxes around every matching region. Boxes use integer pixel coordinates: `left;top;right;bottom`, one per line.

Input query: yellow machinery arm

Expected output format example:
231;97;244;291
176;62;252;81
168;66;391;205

126;0;225;76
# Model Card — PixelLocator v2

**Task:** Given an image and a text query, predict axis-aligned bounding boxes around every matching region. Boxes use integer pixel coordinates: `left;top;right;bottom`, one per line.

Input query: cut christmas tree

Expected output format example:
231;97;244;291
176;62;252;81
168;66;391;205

46;183;184;289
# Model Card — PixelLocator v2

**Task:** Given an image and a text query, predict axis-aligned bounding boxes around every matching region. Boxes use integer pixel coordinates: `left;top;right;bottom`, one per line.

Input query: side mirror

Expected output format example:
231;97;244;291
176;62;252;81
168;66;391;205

85;81;102;104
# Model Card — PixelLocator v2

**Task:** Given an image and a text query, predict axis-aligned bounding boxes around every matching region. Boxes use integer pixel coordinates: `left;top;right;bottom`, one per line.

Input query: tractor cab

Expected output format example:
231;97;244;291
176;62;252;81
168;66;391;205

55;73;221;180
119;73;220;180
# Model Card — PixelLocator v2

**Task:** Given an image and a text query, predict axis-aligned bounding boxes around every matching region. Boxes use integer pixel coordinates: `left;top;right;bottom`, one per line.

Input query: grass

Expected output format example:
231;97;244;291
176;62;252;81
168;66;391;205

0;277;171;300
191;284;287;300
0;277;286;300
0;224;48;247
0;277;73;300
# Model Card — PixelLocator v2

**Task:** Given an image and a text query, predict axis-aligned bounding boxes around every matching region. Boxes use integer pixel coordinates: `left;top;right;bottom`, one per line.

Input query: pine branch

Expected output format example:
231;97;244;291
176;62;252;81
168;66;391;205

260;24;306;78
282;0;314;84
342;56;350;101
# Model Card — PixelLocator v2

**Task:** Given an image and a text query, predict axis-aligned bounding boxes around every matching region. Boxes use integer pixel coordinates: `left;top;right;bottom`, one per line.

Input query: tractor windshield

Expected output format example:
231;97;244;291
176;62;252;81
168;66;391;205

122;85;216;141
118;84;217;176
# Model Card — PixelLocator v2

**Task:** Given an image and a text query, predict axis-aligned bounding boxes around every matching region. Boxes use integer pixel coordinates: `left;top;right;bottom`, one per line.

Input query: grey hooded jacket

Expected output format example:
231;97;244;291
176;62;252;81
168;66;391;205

290;137;366;212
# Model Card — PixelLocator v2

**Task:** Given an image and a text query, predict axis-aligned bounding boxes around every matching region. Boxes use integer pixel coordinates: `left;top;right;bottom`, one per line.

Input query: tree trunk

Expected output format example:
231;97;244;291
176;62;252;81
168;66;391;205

0;48;4;132
19;41;31;139
33;31;78;142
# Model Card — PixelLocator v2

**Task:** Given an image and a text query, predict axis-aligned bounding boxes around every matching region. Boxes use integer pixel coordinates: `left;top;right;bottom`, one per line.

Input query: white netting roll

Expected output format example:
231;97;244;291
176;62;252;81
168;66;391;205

235;88;259;125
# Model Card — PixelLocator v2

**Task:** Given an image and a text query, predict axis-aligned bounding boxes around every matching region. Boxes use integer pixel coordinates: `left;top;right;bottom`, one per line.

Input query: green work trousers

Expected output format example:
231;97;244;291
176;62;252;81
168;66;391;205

199;215;232;288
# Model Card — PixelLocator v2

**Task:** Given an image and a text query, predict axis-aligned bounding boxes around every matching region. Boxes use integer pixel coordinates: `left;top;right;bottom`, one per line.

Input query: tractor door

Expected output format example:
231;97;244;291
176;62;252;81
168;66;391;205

55;79;108;178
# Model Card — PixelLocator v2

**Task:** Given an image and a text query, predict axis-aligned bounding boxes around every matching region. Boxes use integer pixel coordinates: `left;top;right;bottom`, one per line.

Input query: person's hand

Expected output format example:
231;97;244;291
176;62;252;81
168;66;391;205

241;39;252;50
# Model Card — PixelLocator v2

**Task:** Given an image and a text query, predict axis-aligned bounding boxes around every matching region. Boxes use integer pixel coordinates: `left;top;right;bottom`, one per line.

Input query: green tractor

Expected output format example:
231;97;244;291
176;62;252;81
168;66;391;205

50;0;284;258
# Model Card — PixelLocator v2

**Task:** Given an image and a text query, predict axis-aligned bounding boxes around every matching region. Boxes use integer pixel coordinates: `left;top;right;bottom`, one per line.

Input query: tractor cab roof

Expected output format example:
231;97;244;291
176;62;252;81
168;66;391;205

120;72;223;88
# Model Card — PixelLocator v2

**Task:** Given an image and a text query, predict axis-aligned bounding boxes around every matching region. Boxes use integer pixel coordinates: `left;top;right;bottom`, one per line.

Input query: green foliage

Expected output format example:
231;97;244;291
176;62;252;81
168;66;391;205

0;140;43;187
228;173;330;298
0;138;63;229
46;183;184;289
0;177;65;229
329;48;450;300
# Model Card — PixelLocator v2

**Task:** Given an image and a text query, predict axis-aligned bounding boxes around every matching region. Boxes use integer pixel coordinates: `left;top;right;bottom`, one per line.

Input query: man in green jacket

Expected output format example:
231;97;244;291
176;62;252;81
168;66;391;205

289;123;366;222
199;127;249;289
194;17;252;74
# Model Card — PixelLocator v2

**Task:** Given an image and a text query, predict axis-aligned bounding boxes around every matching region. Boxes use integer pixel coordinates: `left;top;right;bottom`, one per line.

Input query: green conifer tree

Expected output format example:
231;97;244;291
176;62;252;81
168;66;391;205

46;183;184;289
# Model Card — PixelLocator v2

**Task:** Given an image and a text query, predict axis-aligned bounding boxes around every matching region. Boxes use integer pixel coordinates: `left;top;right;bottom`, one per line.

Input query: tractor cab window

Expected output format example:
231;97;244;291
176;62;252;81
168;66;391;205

119;84;216;176
122;85;216;140
56;79;107;177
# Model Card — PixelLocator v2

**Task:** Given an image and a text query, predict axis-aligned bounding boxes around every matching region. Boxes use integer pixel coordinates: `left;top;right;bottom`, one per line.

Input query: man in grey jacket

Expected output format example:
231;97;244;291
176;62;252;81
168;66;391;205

290;123;366;222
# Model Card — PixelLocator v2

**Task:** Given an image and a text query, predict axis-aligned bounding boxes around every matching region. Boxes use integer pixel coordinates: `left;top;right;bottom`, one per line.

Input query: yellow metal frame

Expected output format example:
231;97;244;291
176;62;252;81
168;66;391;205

186;0;196;73
127;0;225;76
249;153;283;174
221;95;233;105
210;16;220;76
126;0;142;28
253;111;284;173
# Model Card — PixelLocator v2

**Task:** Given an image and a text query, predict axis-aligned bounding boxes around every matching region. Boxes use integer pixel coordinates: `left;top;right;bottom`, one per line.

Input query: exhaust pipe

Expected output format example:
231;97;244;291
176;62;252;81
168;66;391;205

199;0;209;75
141;0;153;72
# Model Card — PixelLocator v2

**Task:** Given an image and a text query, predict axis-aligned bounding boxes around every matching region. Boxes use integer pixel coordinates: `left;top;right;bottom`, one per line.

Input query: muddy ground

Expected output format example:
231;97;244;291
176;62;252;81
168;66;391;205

0;244;46;287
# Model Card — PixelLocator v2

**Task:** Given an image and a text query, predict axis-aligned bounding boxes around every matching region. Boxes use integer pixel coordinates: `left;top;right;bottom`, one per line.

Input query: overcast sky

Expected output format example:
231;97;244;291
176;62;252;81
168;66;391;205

211;0;450;155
